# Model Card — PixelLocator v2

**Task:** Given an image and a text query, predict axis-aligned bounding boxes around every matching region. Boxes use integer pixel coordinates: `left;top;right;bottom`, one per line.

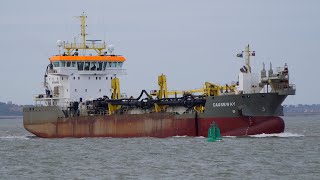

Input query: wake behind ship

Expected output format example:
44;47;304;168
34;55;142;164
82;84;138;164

23;13;296;138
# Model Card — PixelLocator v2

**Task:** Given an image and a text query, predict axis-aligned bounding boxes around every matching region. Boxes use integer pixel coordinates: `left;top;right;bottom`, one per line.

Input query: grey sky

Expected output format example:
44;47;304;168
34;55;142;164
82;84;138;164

0;0;319;105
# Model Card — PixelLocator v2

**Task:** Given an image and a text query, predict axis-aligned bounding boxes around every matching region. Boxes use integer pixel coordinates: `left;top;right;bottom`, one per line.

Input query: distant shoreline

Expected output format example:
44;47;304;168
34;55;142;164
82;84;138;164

284;112;320;116
0;116;23;119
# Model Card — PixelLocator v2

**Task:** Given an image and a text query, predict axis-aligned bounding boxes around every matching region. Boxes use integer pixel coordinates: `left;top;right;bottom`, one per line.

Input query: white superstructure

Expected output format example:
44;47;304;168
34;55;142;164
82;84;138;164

34;13;126;108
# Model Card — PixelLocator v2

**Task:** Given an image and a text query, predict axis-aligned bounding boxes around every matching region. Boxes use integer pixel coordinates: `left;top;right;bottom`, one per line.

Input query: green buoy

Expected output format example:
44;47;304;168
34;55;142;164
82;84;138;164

207;122;222;142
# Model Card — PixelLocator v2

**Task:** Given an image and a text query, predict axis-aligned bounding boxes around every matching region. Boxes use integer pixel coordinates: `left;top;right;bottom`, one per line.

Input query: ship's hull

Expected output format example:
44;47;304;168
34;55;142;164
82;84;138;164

23;113;284;138
23;93;286;138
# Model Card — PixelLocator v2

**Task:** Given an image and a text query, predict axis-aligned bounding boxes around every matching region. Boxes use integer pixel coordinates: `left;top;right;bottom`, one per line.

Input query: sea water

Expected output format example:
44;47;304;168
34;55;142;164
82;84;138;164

0;114;319;179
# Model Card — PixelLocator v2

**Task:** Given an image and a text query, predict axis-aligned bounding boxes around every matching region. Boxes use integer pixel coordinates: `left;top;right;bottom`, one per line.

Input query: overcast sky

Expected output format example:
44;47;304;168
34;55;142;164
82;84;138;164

0;0;319;105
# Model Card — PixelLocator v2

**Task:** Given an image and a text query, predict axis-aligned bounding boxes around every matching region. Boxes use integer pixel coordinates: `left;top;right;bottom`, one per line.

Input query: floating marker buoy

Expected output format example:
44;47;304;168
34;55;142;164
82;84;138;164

207;122;222;142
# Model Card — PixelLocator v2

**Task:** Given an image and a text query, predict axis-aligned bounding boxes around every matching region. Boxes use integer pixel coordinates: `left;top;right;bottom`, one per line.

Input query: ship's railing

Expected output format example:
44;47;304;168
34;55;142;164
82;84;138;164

33;94;72;106
272;84;296;95
64;43;106;49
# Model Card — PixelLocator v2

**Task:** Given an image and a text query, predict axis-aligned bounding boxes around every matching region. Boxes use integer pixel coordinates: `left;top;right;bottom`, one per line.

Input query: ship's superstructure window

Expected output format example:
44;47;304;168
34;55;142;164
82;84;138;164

85;89;87;92
90;62;97;70
106;77;108;80
78;77;80;80
99;89;101;92
62;77;63;80
72;62;76;67
75;89;77;92
61;61;66;67
77;62;84;71
84;62;90;70
88;77;90;80
119;62;123;68
96;77;98;80
53;62;60;67
98;62;103;71
67;62;71;67
73;77;75;80
99;77;101;80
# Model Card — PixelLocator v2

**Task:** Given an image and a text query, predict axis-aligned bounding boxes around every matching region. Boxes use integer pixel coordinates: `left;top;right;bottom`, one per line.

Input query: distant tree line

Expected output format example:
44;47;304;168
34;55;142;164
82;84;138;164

0;102;23;116
284;104;320;113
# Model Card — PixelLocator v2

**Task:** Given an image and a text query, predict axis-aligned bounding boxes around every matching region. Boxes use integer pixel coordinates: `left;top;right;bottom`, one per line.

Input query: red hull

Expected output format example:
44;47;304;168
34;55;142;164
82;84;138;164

198;116;284;136
24;114;284;138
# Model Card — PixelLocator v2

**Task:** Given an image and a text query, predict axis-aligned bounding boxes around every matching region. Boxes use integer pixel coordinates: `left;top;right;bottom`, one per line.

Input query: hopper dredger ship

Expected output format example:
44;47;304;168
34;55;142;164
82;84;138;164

23;13;296;138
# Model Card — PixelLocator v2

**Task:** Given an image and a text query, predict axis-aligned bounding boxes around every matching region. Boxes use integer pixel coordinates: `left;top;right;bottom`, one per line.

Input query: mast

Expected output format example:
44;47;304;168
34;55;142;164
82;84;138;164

245;44;251;73
63;13;106;55
237;44;255;73
80;12;87;49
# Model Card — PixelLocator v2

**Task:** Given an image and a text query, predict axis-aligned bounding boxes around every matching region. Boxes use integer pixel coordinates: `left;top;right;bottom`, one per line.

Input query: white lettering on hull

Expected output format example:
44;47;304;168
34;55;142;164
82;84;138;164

213;102;236;107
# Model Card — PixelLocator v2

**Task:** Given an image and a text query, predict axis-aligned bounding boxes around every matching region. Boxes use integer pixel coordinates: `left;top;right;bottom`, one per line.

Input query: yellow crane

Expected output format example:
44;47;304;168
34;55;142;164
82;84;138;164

108;77;121;115
151;74;236;112
151;74;235;98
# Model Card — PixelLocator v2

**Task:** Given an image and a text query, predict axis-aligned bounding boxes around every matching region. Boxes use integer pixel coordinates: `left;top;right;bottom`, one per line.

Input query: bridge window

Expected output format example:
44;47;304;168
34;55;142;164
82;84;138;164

108;62;112;68
61;61;66;67
85;89;87;92
118;62;123;68
53;62;60;67
84;62;90;71
112;62;117;68
90;62;97;71
66;62;71;67
77;62;84;71
103;62;107;70
98;62;103;71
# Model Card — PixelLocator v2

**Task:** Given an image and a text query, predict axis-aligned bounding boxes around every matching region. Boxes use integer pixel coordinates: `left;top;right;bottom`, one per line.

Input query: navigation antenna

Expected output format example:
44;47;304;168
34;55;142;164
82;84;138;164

236;44;255;73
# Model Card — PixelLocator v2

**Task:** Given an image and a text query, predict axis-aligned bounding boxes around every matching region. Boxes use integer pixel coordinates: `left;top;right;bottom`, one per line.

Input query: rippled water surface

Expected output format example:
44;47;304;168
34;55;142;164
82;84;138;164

0;115;319;179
